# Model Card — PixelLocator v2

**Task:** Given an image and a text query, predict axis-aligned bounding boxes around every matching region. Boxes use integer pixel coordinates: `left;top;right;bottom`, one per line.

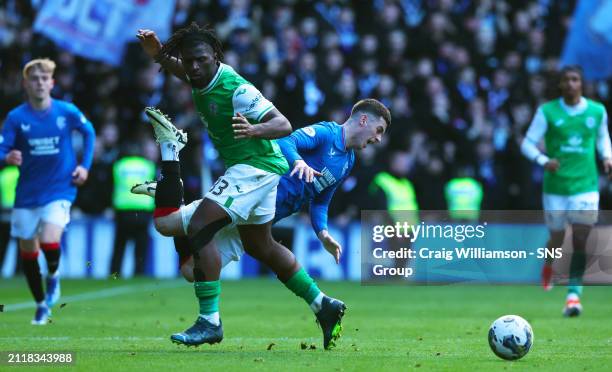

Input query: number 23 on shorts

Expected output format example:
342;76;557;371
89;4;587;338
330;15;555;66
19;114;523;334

210;178;229;196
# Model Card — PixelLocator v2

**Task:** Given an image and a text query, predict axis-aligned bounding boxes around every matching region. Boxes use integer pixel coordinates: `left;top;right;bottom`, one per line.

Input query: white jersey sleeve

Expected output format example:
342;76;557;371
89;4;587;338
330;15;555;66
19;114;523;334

521;107;549;166
232;84;275;122
597;109;612;159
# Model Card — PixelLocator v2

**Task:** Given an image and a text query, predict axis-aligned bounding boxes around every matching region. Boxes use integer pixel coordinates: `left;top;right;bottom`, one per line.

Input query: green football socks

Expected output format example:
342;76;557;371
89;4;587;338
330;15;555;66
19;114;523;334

195;280;220;316
568;250;585;296
284;268;323;311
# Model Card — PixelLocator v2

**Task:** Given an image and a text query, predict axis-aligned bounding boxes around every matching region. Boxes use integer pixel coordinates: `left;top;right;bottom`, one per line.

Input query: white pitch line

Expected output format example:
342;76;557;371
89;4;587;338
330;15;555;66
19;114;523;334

2;281;186;312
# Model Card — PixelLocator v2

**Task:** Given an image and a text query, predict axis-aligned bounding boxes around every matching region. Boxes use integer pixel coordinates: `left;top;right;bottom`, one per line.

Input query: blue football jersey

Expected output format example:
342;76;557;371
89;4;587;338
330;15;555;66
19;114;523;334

0;99;96;208
275;121;355;233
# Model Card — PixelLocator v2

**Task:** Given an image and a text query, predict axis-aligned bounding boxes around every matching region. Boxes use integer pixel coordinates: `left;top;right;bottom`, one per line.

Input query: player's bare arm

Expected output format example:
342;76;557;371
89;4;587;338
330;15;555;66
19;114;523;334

232;109;292;140
137;29;188;82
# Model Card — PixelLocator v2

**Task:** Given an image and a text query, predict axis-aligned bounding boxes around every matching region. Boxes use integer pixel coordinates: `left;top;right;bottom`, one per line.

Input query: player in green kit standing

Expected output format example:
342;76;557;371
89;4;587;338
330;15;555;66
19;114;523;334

137;23;346;348
521;66;612;316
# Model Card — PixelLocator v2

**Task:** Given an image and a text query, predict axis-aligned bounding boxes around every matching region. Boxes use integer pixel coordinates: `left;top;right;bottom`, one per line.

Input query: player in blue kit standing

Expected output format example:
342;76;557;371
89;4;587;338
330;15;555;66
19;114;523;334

132;98;390;348
0;58;96;324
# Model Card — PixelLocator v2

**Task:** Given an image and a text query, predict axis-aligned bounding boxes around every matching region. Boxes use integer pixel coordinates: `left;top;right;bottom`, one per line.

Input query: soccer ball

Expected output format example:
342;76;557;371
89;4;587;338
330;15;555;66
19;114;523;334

487;315;533;360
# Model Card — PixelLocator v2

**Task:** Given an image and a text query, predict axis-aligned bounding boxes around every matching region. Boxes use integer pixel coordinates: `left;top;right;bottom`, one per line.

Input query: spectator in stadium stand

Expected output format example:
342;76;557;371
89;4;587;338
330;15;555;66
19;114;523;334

369;149;419;269
370;149;419;222
109;144;157;277
444;166;484;221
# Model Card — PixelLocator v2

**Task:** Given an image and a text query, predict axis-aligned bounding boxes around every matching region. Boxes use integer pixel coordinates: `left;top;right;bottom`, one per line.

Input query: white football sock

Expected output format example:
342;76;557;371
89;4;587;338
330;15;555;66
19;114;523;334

200;312;220;326
310;292;325;313
160;141;179;161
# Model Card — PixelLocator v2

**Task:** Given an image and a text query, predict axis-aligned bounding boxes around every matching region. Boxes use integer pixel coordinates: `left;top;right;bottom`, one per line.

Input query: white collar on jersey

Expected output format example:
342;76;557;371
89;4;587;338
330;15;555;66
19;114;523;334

559;96;587;116
198;63;227;94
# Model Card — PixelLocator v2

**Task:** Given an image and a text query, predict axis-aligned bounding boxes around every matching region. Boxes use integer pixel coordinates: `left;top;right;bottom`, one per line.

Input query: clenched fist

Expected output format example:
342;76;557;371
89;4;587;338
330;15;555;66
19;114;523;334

5;150;22;166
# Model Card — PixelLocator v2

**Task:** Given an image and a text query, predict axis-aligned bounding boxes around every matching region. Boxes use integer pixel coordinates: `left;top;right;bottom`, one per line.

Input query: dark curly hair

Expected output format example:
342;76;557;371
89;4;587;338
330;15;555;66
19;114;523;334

158;22;224;61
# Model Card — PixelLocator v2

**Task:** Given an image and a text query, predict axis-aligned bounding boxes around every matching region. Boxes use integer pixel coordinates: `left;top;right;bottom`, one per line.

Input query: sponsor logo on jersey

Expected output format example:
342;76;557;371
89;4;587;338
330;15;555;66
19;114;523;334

28;136;60;156
328;147;336;156
313;167;336;193
554;119;564;127
301;127;316;137
247;93;262;112
57;116;66;130
21;123;30;132
586;116;596;128
568;135;583;146
561;134;585;153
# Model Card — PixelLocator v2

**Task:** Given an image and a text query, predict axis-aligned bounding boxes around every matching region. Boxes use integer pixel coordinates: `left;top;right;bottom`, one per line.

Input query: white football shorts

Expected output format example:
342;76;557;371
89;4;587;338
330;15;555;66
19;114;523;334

11;199;72;239
180;199;245;267
542;191;599;230
179;163;281;266
203;163;280;225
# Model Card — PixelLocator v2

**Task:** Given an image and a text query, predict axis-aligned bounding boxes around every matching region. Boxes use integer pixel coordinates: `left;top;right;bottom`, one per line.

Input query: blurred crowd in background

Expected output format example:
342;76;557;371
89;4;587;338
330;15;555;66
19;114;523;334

3;0;612;224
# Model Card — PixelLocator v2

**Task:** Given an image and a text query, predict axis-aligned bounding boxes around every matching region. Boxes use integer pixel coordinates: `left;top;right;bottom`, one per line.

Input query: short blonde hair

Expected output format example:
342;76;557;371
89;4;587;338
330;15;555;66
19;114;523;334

22;58;56;79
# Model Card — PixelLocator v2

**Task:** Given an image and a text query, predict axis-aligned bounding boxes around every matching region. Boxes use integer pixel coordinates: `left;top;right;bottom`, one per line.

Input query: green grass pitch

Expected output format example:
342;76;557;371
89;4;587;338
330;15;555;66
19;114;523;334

1;278;611;371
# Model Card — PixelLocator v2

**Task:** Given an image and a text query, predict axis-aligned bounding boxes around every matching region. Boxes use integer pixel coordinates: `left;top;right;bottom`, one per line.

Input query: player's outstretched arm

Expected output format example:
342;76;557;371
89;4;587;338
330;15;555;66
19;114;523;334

136;29;188;82
311;183;343;264
317;229;342;264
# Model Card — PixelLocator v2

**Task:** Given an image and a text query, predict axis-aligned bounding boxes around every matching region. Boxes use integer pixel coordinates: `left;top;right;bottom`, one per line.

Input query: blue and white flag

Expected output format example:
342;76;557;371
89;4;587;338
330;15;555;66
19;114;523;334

561;0;612;81
33;0;175;66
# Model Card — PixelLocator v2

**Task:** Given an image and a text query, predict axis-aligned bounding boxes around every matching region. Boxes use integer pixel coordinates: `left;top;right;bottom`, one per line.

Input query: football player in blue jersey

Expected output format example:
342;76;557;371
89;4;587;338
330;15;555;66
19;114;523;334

0;59;96;325
132;98;390;348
